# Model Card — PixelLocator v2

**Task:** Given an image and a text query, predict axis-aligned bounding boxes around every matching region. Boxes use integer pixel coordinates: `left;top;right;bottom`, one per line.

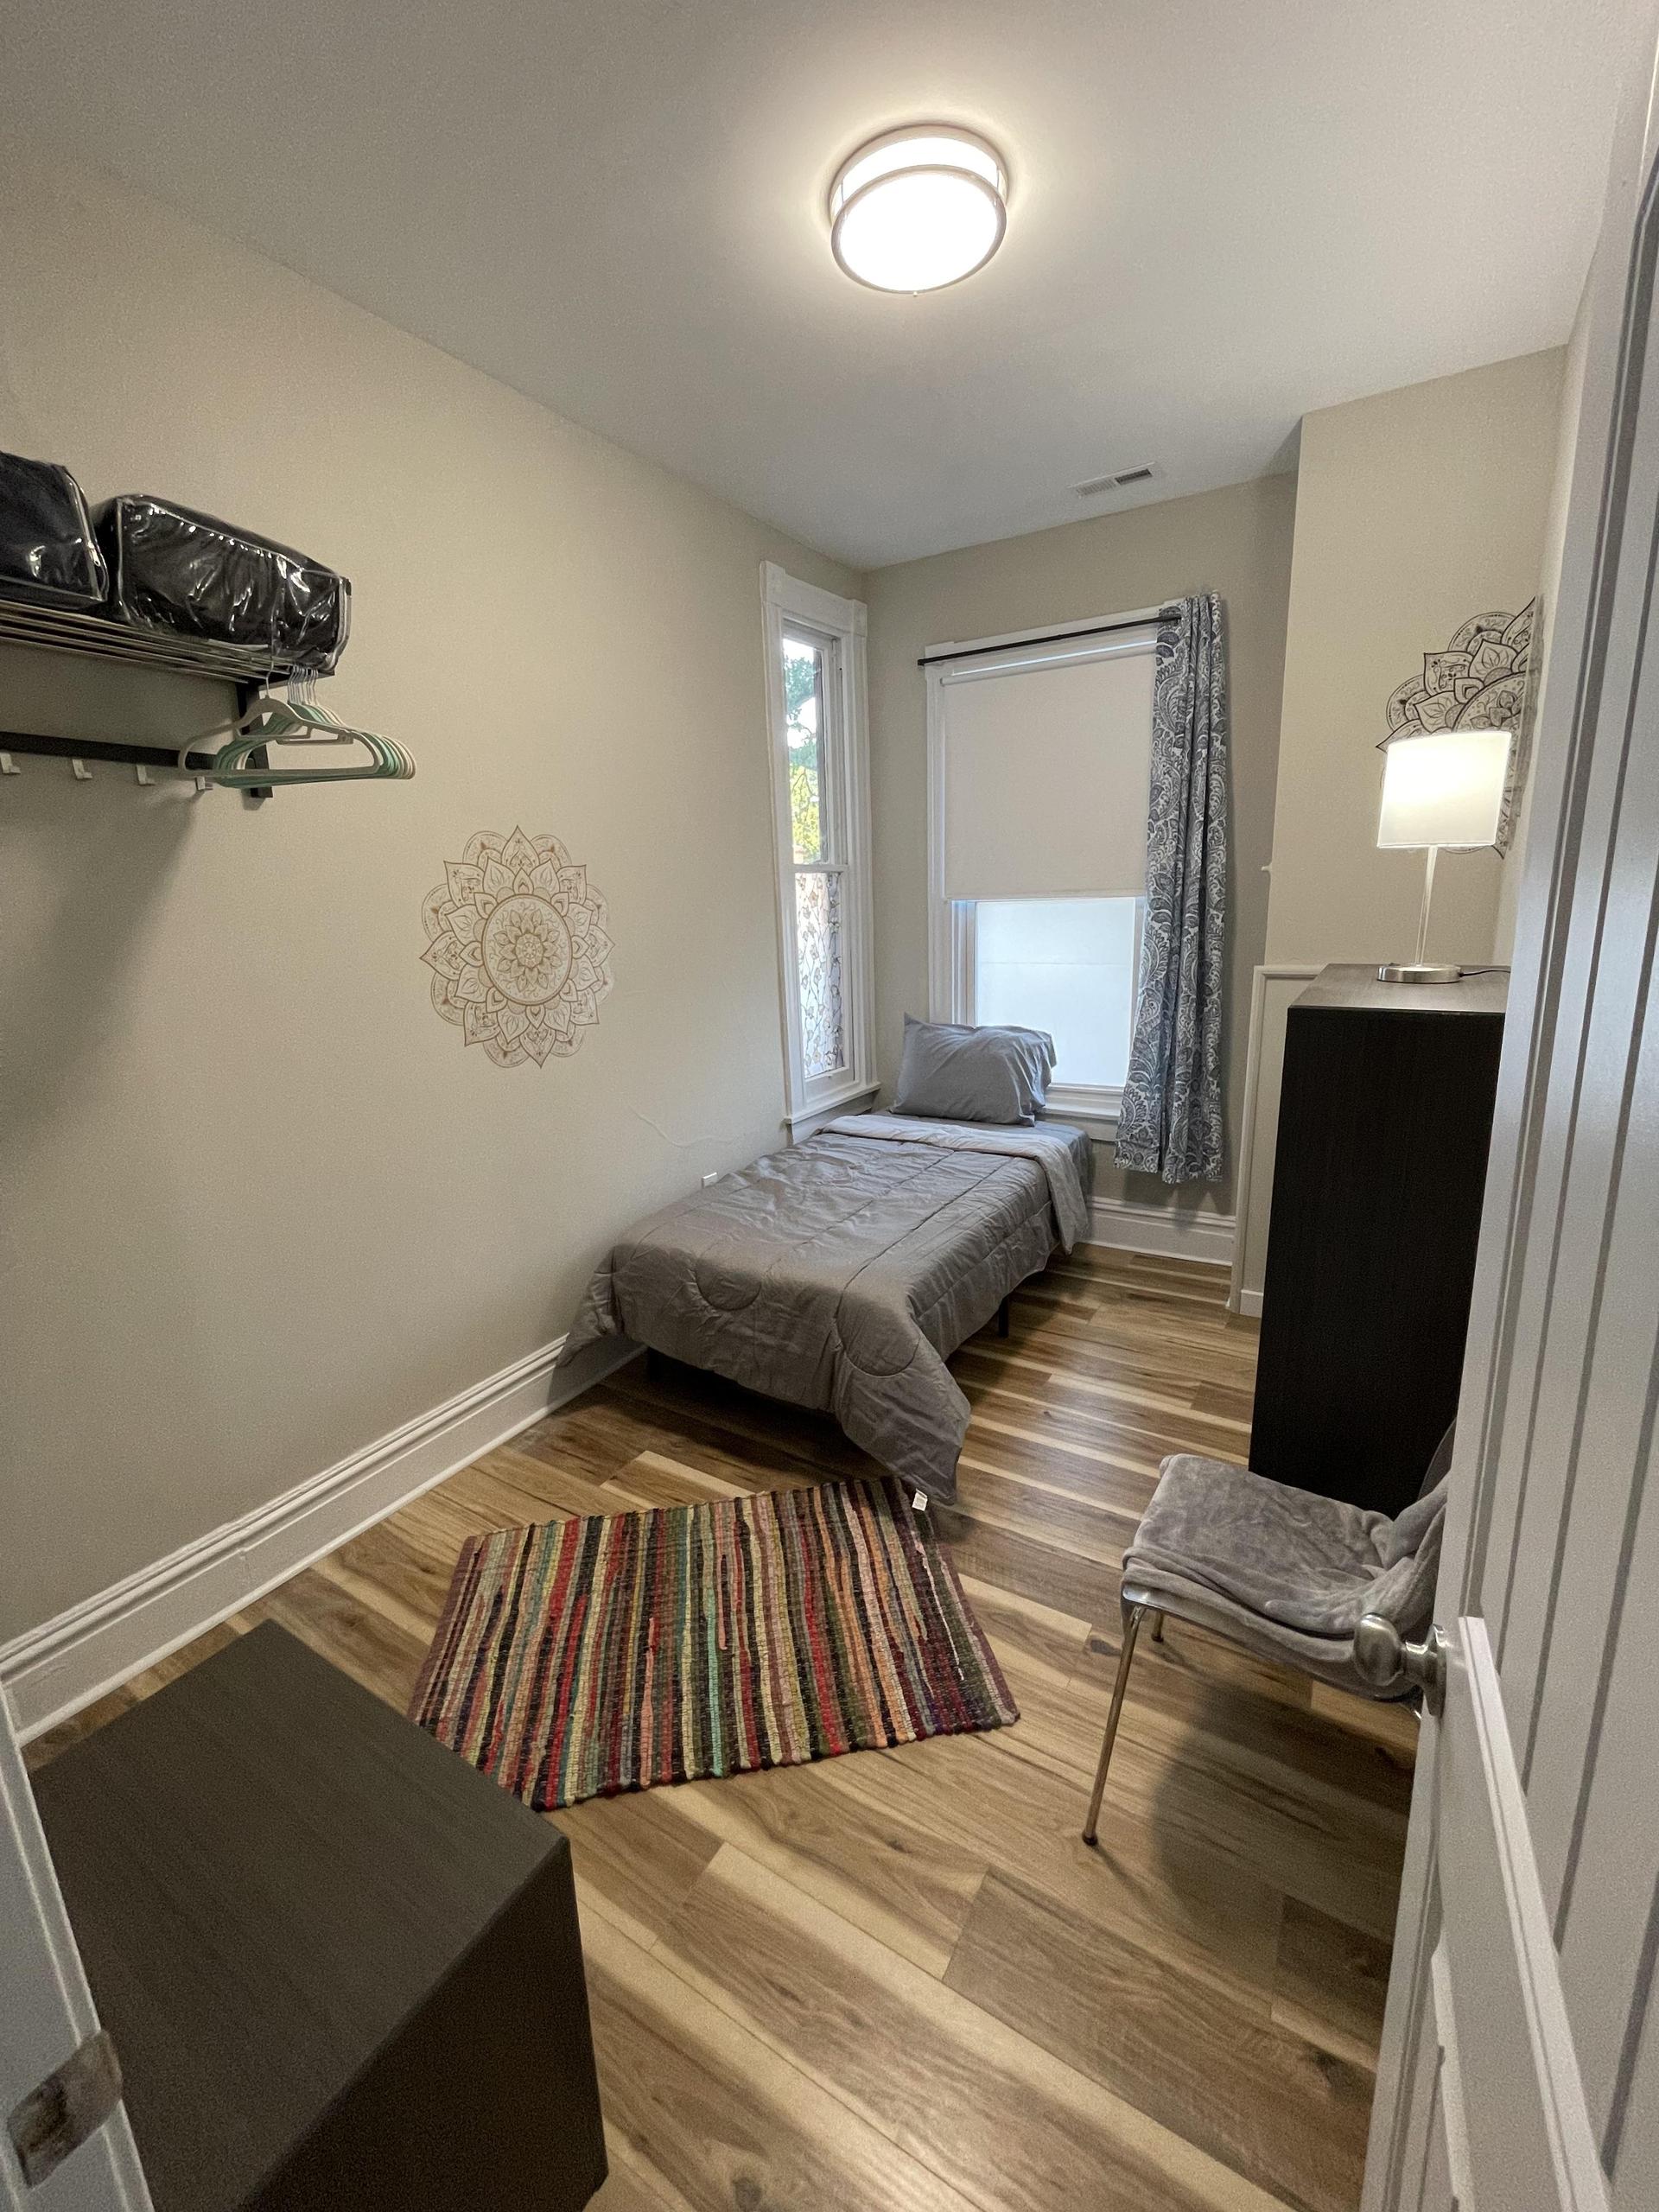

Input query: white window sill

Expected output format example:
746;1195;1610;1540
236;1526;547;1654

786;1080;880;1139
1046;1090;1122;1137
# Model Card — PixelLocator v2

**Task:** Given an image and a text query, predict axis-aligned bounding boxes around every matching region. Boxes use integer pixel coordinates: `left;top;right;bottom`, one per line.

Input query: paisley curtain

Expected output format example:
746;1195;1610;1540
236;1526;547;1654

1114;593;1228;1185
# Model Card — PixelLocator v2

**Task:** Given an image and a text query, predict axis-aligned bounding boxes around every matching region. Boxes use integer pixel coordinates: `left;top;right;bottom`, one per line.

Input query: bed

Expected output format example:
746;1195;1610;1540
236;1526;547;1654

558;1112;1093;1503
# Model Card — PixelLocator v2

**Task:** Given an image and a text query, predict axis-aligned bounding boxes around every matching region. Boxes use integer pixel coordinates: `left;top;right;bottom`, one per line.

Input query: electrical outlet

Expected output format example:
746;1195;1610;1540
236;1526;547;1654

700;1171;719;1189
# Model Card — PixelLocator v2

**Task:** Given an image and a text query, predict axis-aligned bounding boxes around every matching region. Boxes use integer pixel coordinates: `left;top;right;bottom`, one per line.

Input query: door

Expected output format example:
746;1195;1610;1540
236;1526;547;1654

0;1689;151;2210
1362;17;1659;2211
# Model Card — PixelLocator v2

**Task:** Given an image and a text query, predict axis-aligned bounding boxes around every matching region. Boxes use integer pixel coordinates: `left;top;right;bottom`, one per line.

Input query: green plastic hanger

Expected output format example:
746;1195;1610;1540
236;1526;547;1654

180;677;414;788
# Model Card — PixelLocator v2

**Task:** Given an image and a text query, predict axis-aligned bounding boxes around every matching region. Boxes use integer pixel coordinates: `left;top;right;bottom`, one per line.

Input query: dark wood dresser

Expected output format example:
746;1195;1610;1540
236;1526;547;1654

31;1622;607;2212
1248;963;1506;1516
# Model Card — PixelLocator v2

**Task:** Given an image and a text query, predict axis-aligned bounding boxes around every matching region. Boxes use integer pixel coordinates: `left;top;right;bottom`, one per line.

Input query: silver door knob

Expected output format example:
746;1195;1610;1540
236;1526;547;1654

1354;1615;1447;1715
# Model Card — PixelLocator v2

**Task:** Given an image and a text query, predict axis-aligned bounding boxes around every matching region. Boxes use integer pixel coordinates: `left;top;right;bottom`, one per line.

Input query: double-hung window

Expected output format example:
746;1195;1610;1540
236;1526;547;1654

926;620;1156;1130
762;564;876;1130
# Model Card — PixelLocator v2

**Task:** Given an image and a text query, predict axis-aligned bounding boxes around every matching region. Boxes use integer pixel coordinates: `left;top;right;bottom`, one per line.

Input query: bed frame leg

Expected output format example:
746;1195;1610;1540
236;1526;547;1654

997;1295;1012;1338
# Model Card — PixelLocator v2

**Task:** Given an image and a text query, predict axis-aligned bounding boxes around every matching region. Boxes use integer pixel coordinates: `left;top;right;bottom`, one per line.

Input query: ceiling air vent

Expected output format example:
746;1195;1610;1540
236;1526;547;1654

1075;463;1160;499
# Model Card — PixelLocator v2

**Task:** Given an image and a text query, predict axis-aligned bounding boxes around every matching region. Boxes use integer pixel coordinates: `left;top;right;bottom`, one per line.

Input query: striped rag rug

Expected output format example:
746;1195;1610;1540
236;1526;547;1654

409;1476;1018;1810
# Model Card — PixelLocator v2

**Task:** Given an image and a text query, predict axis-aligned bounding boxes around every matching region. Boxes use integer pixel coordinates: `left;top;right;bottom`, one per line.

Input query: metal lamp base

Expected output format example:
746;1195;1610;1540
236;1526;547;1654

1380;846;1465;986
1378;961;1465;985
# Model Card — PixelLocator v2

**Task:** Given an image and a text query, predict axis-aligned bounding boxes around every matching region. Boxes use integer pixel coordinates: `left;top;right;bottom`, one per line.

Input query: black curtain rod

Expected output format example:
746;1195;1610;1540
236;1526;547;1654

917;609;1178;670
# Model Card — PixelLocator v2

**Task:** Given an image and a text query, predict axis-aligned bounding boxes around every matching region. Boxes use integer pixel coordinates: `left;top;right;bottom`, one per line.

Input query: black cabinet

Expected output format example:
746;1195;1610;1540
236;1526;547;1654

32;1623;607;2212
1248;963;1505;1516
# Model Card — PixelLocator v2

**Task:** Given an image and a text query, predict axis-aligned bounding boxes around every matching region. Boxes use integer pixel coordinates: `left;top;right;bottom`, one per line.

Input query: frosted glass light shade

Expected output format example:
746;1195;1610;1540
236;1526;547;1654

830;126;1007;292
1376;728;1513;850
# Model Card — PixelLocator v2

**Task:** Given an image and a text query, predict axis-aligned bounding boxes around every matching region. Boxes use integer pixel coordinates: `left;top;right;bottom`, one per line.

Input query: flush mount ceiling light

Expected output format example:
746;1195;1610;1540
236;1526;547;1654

829;125;1007;293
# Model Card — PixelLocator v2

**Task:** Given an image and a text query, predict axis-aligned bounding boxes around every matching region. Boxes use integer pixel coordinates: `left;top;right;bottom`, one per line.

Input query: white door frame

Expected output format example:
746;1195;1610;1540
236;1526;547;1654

1;1688;152;2209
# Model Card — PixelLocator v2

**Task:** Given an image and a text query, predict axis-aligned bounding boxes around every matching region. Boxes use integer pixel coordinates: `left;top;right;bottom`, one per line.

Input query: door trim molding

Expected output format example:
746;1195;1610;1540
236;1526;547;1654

0;1333;639;1744
1452;1620;1610;2209
0;1677;154;2209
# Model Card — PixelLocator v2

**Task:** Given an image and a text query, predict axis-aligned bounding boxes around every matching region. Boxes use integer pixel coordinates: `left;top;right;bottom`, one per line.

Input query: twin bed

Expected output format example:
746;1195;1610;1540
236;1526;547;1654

561;1111;1093;1503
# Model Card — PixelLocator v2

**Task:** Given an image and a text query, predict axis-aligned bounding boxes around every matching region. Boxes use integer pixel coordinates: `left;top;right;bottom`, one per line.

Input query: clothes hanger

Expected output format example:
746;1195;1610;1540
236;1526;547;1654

178;671;413;786
204;723;410;787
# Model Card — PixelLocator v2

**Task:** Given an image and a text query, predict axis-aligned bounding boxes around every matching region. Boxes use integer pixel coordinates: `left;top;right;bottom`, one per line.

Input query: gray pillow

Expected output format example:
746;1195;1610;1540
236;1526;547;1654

892;1016;1057;1127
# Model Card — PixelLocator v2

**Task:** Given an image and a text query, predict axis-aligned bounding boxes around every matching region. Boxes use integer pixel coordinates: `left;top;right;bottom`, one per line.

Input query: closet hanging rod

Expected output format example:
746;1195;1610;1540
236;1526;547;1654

916;607;1179;669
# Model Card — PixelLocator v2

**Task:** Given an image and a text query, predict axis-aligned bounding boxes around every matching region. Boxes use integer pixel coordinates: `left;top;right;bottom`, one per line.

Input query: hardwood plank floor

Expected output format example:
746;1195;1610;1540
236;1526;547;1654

29;1248;1413;2212
944;1872;1373;2212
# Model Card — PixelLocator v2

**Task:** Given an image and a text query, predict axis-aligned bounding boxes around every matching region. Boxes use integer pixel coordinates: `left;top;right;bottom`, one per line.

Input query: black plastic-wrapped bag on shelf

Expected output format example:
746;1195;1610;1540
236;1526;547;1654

0;452;109;610
94;496;351;672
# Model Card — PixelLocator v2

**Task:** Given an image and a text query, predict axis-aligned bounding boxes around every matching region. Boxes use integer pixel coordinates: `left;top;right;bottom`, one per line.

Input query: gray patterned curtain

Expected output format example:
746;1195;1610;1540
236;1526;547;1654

1115;593;1228;1185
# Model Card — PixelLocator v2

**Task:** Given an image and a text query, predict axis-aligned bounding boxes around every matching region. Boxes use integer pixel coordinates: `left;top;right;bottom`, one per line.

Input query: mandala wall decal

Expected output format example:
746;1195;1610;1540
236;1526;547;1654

422;828;613;1068
1381;600;1536;854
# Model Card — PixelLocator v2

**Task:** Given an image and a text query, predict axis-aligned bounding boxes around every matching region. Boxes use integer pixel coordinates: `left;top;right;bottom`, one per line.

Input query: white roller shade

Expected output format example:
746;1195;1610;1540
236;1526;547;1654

940;646;1155;900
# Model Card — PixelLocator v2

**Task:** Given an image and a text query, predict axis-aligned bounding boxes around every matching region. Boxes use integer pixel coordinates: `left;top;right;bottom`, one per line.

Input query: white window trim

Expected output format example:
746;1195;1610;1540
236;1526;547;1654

762;563;878;1134
925;613;1158;1135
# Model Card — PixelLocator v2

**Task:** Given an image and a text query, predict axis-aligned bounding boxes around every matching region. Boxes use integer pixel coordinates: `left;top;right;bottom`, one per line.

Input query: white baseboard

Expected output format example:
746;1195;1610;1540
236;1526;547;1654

1081;1195;1236;1267
1235;1287;1264;1318
1;1331;639;1744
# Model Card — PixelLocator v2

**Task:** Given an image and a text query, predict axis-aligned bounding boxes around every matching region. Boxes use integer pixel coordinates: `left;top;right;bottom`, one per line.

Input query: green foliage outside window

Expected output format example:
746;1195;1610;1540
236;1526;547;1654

785;645;823;862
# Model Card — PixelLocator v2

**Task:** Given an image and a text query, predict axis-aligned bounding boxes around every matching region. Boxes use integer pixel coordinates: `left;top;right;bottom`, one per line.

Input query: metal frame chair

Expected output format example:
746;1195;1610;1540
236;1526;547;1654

1079;1440;1452;1846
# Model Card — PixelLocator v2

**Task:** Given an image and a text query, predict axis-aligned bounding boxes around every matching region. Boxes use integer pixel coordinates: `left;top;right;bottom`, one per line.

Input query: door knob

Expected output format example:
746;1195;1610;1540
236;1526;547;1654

1354;1614;1447;1715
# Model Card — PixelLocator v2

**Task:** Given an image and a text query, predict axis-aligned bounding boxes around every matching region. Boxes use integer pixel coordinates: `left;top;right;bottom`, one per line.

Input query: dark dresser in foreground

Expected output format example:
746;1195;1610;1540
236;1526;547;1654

30;1621;607;2212
1248;962;1506;1516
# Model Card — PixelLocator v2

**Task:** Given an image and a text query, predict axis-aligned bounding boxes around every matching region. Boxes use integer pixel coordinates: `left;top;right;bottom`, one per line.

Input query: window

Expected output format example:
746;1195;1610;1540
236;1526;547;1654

971;895;1141;1090
927;625;1156;1128
762;565;874;1129
783;632;844;1080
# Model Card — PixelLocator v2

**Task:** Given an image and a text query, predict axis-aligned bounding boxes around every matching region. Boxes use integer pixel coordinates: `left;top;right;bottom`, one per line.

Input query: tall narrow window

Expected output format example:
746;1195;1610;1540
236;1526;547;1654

763;567;874;1129
785;632;845;1079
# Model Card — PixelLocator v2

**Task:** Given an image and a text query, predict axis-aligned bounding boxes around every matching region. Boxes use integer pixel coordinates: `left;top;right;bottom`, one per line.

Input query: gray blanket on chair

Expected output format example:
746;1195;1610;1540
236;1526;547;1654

1125;1455;1449;1690
558;1116;1092;1502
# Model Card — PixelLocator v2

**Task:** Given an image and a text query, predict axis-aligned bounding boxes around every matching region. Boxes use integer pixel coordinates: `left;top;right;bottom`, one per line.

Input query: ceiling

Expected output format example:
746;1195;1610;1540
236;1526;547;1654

1;0;1636;567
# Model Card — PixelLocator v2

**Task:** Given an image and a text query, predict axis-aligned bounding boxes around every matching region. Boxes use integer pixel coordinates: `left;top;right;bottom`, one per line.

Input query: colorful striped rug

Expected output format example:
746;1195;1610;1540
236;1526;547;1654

409;1478;1018;1810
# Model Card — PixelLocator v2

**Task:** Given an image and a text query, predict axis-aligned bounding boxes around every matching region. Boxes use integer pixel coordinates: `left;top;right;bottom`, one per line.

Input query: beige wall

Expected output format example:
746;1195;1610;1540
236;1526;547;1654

863;475;1298;1217
1266;349;1567;969
1229;350;1569;1313
1495;304;1595;962
0;163;856;1640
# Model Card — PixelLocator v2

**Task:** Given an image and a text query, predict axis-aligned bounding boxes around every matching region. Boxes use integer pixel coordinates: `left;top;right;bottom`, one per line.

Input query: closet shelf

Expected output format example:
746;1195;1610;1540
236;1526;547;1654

0;595;297;686
0;599;410;792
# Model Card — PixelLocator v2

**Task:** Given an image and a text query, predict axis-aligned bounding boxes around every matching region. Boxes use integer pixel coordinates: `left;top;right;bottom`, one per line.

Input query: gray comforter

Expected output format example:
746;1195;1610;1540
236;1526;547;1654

558;1116;1093;1502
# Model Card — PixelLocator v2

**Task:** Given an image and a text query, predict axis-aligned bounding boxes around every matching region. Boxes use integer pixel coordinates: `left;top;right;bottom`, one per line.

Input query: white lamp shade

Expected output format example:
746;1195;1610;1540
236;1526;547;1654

1376;728;1513;850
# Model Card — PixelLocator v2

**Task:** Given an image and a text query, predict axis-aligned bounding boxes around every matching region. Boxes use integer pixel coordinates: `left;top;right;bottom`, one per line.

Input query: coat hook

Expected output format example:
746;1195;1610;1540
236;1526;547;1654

70;758;92;781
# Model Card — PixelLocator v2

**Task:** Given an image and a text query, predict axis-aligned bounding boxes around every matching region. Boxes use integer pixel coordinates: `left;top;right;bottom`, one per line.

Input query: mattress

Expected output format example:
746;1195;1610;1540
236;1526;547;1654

558;1116;1092;1502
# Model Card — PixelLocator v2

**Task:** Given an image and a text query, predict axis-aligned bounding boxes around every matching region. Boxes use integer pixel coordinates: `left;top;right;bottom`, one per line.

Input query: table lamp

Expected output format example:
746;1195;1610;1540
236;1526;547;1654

1376;726;1513;984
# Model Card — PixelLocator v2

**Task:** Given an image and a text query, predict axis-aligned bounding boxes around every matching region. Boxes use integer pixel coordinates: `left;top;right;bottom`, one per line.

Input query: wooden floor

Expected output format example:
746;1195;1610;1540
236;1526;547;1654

30;1247;1414;2212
